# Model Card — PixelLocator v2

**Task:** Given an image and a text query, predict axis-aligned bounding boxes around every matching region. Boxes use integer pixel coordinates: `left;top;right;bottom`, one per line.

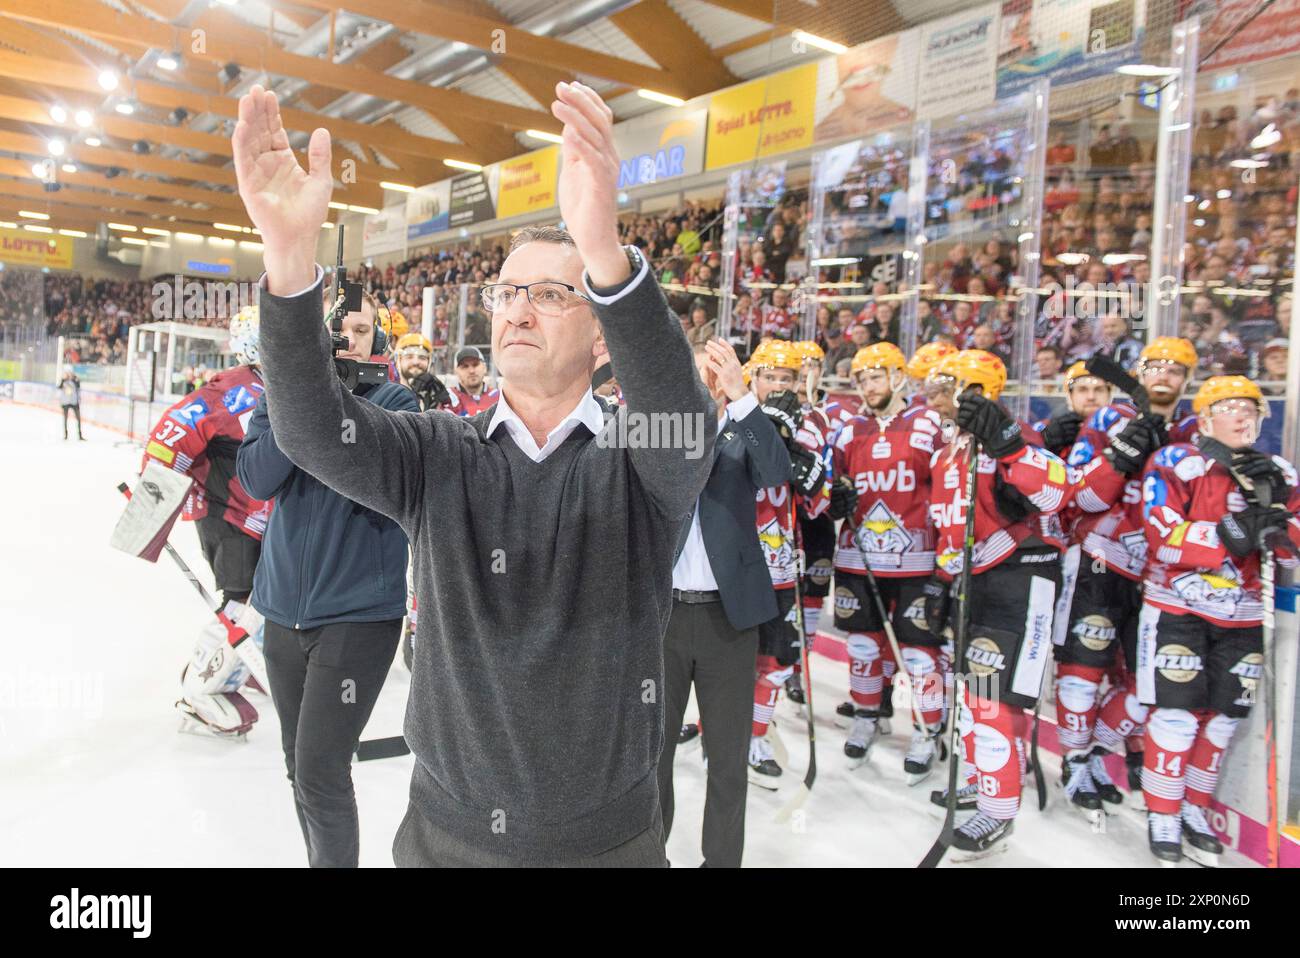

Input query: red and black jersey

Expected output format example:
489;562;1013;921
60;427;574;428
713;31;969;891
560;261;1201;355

1069;405;1199;579
929;421;1072;579
450;384;500;417
1141;444;1300;627
757;424;830;589
141;364;271;541
832;406;944;577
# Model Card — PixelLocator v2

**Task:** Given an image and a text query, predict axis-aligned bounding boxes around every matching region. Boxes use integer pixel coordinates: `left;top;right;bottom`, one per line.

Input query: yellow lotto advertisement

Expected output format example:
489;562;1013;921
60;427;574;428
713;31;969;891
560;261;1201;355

495;146;559;220
705;62;818;171
0;227;74;269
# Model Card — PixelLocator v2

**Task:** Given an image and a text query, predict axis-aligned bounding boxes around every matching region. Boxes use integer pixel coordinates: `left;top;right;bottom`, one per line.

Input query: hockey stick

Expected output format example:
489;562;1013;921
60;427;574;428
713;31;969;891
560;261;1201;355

918;435;980;868
776;491;817;824
355;735;410;761
1084;354;1150;415
849;530;930;735
117;482;271;694
1029;672;1048;811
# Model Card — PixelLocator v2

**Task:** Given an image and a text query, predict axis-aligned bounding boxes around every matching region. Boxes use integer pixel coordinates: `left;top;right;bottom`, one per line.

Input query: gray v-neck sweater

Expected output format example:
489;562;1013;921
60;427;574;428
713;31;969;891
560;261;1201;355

257;264;714;862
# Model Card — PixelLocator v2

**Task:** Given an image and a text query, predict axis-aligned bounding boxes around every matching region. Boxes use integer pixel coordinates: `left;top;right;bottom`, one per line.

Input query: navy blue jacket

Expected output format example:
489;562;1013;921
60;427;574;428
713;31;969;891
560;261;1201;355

237;381;419;629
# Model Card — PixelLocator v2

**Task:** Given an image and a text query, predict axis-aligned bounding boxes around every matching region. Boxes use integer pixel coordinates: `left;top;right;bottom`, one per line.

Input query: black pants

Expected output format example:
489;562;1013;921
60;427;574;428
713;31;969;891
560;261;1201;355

196;515;260;605
657;598;758;868
61;403;82;438
264;618;401;868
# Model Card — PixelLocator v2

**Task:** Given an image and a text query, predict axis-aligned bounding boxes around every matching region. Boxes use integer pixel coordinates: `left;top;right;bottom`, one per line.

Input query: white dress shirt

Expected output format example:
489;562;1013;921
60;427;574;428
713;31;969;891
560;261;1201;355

671;392;759;591
487;389;607;463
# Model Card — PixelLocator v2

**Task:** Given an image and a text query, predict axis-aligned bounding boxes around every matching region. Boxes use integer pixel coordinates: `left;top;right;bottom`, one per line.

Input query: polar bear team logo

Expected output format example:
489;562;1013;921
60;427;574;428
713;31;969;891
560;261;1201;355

1170;562;1243;614
757;518;792;572
856;501;911;557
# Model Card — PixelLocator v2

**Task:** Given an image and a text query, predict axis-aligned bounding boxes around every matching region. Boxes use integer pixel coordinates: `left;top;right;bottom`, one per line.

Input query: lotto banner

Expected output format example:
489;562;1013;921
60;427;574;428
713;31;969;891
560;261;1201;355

705;62;818;171
495;146;559;220
0;227;74;269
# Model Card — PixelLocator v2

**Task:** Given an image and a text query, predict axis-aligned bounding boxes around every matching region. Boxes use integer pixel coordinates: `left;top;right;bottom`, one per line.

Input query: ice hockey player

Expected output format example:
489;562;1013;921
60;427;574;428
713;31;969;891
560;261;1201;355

394;332;454;412
141;304;272;738
448;346;501;416
904;341;958;408
923;349;1072;857
746;340;830;786
1138;375;1299;865
830;343;945;778
782;339;852;707
1060;338;1201;818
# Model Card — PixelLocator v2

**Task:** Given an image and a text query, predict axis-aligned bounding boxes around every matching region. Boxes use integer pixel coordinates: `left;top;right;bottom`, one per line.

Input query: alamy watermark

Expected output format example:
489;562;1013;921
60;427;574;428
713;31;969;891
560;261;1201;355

151;275;259;321
596;410;708;460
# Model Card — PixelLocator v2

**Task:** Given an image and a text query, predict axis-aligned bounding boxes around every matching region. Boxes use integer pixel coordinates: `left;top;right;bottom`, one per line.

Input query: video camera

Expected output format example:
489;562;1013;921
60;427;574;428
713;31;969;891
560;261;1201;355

326;225;390;392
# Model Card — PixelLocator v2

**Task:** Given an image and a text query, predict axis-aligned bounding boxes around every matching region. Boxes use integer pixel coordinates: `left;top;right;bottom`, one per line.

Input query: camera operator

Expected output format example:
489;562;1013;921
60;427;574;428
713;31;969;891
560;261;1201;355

236;293;419;868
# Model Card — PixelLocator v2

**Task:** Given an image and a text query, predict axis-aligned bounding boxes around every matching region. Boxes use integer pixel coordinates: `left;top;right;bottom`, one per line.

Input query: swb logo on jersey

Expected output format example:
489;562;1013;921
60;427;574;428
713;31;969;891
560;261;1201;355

966;636;1006;675
855;461;916;494
1072;614;1116;652
1155;644;1203;683
834;585;860;621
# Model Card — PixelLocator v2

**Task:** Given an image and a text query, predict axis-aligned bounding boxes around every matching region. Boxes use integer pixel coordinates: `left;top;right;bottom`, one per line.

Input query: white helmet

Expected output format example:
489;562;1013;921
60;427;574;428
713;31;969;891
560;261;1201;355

229;304;260;366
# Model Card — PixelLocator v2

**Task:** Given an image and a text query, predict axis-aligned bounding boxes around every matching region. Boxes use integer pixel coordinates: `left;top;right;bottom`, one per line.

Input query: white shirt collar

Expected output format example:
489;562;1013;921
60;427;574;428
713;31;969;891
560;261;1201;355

487;387;607;463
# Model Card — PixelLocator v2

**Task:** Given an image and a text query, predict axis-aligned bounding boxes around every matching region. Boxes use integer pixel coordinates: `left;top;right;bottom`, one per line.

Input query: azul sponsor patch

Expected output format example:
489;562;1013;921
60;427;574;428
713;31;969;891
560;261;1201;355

807;558;833;586
1230;652;1263;705
833;584;860;620
1072;614;1116;652
169;397;208;427
222;384;261;416
966;636;1007;675
1154;643;1203;683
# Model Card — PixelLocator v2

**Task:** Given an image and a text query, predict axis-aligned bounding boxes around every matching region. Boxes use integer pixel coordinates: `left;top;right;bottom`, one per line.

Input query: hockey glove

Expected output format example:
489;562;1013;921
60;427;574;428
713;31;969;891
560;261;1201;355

1231;449;1290;506
790;447;824;497
1039;410;1083;452
1106;414;1165;476
1218;506;1292;557
761;389;803;446
921;574;952;637
828;475;858;521
411;372;452;411
956;392;1024;460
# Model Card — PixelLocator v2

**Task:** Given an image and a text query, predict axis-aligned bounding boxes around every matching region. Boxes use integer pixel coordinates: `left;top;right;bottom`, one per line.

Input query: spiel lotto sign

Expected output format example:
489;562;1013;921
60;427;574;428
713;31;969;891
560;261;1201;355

0;226;74;269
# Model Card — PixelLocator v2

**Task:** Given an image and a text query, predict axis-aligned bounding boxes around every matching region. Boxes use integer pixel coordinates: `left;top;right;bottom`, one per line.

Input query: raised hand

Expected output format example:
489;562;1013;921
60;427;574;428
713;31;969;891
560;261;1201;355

550;81;627;288
232;84;333;295
704;337;746;401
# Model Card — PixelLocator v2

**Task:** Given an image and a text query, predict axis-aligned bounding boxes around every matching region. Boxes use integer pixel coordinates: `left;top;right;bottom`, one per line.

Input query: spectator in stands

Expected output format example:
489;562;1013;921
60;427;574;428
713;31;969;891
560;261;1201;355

823;324;853;373
1095;313;1143;370
1259;338;1288;395
686;302;716;346
1035;345;1065;389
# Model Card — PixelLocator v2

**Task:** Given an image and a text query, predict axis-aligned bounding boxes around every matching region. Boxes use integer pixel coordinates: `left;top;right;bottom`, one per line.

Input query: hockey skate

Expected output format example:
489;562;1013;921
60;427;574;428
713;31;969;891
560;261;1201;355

1147;811;1183;866
175;699;251;743
678;722;701;747
844;711;879;768
1180;802;1222;868
1087;747;1124;811
1061;752;1105;829
748;735;782;790
783;673;805;706
903;723;943;786
950;812;1013;862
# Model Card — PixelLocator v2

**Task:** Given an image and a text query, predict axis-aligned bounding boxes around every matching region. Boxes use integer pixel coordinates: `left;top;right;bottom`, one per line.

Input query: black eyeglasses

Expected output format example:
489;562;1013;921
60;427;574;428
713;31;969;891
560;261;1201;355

479;282;592;315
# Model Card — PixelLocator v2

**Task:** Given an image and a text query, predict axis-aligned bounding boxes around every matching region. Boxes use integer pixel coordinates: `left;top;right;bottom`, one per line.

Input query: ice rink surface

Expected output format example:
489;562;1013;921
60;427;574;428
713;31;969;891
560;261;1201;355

0;402;1250;867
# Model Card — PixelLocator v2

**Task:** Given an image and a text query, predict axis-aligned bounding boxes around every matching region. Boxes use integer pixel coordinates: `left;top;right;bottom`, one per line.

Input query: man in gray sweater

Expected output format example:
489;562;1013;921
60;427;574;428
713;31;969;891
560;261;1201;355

233;80;713;866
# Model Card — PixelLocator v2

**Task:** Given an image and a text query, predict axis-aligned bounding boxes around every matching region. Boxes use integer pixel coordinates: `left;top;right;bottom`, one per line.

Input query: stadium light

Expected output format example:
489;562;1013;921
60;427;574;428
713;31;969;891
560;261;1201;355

792;31;847;55
380;181;415;192
74;110;93;128
98;69;119;91
84;137;102;147
444;159;483;172
347;205;380;215
24;224;54;233
526;129;563;144
107;222;137;231
120;236;148;245
49;105;67;123
58;229;88;238
1116;64;1178;77
19;210;50;220
637;89;685;107
157;54;179;71
47;138;66;157
141;227;171;236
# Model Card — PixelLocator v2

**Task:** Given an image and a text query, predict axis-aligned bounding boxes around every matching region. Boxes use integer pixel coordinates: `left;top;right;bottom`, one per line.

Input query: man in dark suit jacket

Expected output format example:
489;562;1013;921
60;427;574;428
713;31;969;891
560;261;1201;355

657;337;795;867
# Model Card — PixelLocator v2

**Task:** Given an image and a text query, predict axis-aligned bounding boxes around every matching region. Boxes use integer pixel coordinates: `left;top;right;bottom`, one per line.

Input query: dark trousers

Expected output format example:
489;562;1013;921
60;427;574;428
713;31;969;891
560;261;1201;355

392;802;667;868
657;599;758;868
61;403;81;438
264;618;401;867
